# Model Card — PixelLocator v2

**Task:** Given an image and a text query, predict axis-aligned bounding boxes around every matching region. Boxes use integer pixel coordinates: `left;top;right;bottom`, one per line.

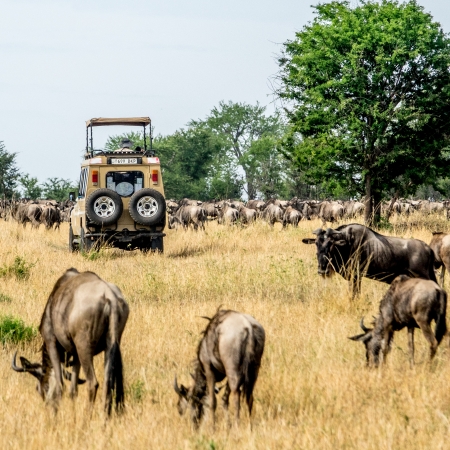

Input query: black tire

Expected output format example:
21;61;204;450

128;188;166;226
86;189;123;227
69;225;75;253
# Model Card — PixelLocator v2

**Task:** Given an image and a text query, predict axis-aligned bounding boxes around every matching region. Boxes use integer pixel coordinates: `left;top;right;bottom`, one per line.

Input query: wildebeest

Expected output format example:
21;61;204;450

429;231;450;286
317;201;344;226
237;204;257;225
41;203;61;230
174;309;265;428
303;224;437;297
282;206;302;228
217;203;239;225
349;275;447;367
262;203;284;227
11;268;129;415
173;205;207;230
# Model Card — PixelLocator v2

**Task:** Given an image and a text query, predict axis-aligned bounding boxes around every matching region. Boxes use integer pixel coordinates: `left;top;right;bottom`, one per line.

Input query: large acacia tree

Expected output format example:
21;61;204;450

277;0;450;224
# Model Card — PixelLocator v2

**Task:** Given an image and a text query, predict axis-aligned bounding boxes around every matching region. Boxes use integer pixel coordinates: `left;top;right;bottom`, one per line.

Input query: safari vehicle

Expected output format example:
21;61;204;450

69;117;166;252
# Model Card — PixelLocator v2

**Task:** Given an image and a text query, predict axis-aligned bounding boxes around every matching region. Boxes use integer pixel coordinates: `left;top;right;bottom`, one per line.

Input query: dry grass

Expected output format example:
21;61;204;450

1;217;450;449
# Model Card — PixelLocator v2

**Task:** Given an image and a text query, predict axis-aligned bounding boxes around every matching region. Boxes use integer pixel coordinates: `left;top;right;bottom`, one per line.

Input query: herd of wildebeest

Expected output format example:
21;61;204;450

0;198;73;229
7;195;450;429
167;197;450;230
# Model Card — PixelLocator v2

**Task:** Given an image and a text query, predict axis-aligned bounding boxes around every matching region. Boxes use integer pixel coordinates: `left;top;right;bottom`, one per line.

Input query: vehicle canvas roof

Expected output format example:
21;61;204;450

86;117;151;127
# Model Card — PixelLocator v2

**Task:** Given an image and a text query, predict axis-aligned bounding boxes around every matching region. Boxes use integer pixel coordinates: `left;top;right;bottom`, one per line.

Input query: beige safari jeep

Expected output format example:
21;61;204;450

69;117;166;252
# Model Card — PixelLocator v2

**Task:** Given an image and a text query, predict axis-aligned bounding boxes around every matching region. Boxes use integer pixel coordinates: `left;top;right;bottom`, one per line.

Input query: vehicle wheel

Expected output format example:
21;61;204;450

128;189;166;226
69;225;75;252
151;236;164;253
86;188;123;226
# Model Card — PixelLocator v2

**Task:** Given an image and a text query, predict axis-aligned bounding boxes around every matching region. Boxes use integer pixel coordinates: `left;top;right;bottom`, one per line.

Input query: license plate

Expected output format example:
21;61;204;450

110;158;138;164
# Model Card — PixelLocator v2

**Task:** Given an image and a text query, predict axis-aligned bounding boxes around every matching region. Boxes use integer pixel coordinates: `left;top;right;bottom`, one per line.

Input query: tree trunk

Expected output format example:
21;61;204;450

364;173;382;227
246;173;257;200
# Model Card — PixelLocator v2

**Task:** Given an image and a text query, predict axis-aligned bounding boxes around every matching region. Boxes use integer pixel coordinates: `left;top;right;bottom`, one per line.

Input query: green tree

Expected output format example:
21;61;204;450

20;174;42;199
277;0;450;225
192;102;281;200
241;135;291;199
42;178;77;201
105;128;223;200
0;141;21;198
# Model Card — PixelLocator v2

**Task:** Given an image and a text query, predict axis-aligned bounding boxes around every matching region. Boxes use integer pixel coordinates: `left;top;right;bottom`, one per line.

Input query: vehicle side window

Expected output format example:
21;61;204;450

78;168;88;198
106;171;144;197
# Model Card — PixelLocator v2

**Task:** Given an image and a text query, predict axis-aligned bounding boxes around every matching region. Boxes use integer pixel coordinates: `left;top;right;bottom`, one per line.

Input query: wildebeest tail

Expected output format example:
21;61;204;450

105;300;124;414
428;249;438;283
242;326;264;414
435;289;447;344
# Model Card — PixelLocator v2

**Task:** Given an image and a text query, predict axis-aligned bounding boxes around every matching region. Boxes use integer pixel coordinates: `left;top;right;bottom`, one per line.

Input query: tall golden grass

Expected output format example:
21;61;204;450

1;214;450;449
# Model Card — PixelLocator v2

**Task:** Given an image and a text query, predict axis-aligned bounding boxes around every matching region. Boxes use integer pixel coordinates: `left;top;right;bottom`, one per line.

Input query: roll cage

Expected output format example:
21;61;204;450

85;117;154;156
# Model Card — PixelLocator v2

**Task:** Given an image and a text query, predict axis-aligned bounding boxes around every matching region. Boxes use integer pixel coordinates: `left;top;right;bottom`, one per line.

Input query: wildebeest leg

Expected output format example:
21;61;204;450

204;366;217;429
46;340;64;401
77;346;99;405
440;266;446;286
417;320;438;361
221;383;231;426
380;328;393;366
407;327;415;368
69;355;81;399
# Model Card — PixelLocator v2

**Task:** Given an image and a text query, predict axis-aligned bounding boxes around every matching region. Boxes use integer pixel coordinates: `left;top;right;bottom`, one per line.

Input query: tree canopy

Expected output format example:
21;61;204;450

277;0;450;224
0;141;20;198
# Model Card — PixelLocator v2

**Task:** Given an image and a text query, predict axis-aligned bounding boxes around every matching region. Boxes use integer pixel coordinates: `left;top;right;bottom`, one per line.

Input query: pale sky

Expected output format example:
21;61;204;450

1;0;449;184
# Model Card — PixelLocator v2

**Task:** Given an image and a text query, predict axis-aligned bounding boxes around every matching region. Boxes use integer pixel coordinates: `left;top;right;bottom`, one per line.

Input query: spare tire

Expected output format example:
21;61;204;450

128;188;166;226
86;188;123;226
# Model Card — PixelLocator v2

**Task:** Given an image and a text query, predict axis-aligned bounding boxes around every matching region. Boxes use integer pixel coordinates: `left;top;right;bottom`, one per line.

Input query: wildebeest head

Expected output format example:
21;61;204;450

302;228;347;276
11;350;85;402
348;318;382;367
173;369;206;428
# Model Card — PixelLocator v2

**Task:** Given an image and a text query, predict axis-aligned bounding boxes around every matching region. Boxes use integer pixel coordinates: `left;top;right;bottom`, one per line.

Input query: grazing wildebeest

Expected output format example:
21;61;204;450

262;203;284;227
429;231;450;286
174;309;265;428
302;224;437;297
217;203;239;225
282;206;302;228
16;202;43;228
41;203;61;230
173;205;207;230
349;275;447;367
11;268;129;415
237;204;257;225
317;201;344;226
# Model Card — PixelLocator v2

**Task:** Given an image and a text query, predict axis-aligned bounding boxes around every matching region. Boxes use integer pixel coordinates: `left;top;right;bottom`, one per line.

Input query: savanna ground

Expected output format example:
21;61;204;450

1;214;450;449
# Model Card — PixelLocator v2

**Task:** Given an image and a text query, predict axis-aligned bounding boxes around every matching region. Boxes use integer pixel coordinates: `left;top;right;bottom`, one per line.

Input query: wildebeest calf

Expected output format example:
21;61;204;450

174;309;265;428
349;275;447;368
12;268;129;415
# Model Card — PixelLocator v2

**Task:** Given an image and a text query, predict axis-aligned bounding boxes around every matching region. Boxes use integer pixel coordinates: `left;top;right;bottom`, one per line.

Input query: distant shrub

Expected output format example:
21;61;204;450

0;256;35;280
0;293;12;303
128;379;146;403
0;316;36;344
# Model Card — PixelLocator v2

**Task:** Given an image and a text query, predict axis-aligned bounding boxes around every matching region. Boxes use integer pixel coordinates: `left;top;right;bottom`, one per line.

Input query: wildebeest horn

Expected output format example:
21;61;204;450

200;316;211;321
11;352;24;372
173;375;182;395
360;317;369;333
190;372;195;380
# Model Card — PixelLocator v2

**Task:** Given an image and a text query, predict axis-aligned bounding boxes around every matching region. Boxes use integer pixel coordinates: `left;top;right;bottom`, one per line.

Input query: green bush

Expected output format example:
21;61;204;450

0;316;36;344
0;293;12;303
0;256;35;280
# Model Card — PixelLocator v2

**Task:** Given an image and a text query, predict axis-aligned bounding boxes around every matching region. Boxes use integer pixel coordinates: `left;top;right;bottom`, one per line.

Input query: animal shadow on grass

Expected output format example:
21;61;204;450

168;243;214;259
